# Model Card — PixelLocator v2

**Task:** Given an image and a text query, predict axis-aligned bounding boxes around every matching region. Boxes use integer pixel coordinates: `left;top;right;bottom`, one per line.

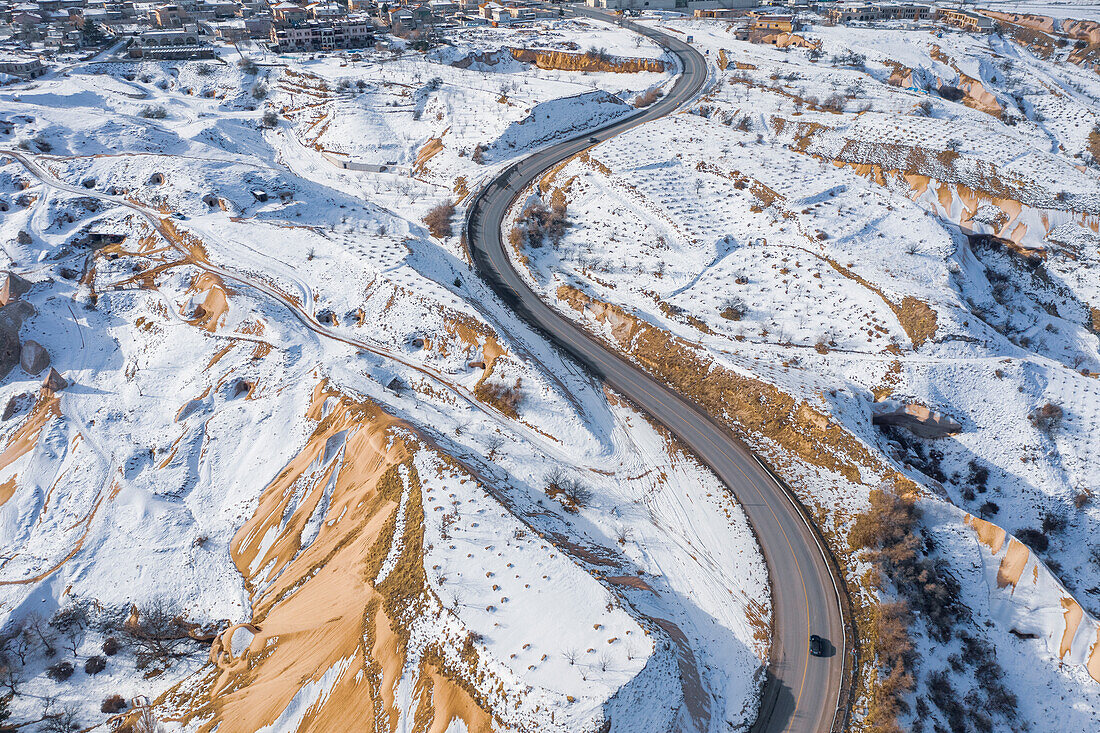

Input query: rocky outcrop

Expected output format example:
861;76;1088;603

0;272;31;306
1;392;33;421
0;326;19;380
0;299;37;380
19;340;50;375
41;368;68;392
872;400;962;438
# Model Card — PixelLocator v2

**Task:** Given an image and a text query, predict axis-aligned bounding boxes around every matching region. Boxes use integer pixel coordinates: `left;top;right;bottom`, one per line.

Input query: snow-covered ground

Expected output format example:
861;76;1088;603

977;0;1100;21
0;17;763;733
508;13;1100;733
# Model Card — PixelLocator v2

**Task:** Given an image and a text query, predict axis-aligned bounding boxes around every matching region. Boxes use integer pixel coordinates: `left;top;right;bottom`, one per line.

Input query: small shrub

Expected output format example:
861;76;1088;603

1028;402;1063;434
938;85;965;102
196;63;213;76
978;501;999;518
1015;527;1048;553
84;655;106;674
423;200;456;238
139;105;168;120
968;460;989;490
102;637;120;655
633;87;663;108
16;230;31;245
720;297;747;321
101;694;127;714
47;660;75;681
471;143;486;164
237;56;257;74
260;110;278;128
251;82;268;100
1040;511;1067;535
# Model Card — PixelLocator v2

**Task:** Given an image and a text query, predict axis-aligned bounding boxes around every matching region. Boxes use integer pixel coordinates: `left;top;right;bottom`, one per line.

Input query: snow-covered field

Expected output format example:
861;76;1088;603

0;17;762;733
509;13;1100;733
978;0;1100;21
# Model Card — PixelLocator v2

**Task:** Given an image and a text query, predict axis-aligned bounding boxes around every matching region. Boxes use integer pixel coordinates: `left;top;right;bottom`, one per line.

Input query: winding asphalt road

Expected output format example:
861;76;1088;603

466;9;854;733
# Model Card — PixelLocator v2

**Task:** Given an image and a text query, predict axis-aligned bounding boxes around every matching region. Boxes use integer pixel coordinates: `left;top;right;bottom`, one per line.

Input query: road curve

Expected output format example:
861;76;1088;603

466;10;854;733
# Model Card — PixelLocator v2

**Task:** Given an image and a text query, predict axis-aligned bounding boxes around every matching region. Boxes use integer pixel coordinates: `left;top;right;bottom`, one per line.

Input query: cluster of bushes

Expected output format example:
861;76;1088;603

423;200;456;238
720;297;747;321
476;379;522;419
853;486;1022;732
850;486;966;731
507;190;568;250
920;633;1016;733
544;467;591;513
139;106;168;120
633;87;663;108
584;46;611;63
851;488;963;641
831;50;866;69
0;598;202;728
1027;401;1063;435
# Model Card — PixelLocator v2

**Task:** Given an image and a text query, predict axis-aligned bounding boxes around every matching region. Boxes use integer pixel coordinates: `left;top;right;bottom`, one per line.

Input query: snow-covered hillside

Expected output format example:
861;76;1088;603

0;17;764;733
508;12;1100;733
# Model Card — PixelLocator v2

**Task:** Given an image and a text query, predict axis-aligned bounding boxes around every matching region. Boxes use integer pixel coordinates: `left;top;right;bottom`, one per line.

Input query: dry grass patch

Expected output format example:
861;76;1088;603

555;285;881;483
424;200;455;239
508;47;666;73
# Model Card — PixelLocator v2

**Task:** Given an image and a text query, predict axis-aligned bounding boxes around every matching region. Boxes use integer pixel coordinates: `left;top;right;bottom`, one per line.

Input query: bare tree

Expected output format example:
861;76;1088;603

133;707;165;733
0;663;24;695
558;478;592;510
40;703;80;733
0;622;31;666
123;600;198;670
50;605;88;657
25;613;56;657
484;435;504;460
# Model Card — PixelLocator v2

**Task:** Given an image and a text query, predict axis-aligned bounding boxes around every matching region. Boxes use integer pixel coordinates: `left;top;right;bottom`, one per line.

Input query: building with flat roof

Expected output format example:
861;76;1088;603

827;2;932;24
0;53;44;77
937;7;993;32
271;15;373;51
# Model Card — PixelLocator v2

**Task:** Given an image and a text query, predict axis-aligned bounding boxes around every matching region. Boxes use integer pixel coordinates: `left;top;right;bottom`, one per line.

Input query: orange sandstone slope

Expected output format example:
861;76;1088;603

155;381;668;733
159;383;493;732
